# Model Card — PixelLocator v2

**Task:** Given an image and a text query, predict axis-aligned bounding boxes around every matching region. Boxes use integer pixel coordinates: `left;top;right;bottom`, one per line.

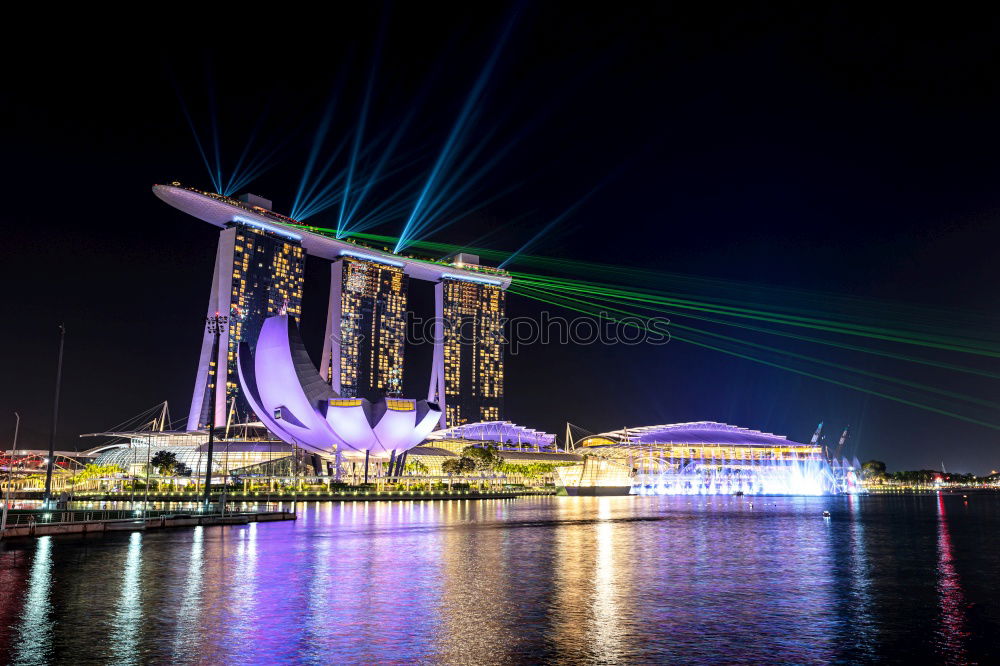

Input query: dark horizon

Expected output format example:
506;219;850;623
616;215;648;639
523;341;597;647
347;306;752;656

3;5;999;473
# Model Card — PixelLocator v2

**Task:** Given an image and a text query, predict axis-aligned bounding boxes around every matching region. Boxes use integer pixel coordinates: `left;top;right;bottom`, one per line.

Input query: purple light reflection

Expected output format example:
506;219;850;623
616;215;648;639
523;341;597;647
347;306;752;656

935;494;969;663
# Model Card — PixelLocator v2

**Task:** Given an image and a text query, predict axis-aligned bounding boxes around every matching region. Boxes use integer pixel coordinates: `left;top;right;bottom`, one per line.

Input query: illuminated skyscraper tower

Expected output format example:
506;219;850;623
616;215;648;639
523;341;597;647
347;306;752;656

320;253;408;400
187;201;305;430
154;184;511;432
429;263;505;427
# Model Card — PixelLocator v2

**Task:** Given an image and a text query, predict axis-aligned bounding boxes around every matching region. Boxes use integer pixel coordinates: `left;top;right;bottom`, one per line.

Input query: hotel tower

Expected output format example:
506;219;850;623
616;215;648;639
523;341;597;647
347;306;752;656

154;184;509;432
187;194;305;429
429;270;505;427
320;254;408;400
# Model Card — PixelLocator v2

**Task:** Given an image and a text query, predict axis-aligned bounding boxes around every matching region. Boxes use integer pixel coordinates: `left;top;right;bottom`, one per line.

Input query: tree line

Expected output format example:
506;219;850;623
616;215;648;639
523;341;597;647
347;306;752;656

861;460;980;484
440;445;573;479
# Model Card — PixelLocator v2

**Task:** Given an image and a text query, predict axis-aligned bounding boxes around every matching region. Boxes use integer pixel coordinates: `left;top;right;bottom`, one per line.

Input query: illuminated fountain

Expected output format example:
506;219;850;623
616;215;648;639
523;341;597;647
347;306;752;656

575;422;862;496
632;455;845;496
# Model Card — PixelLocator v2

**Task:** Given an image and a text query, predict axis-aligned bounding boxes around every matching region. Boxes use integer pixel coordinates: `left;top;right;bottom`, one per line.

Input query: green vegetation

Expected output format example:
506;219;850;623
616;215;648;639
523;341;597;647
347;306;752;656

862;460;981;487
404;460;429;475
861;460;887;481
497;461;574;479
150;451;192;477
441;457;476;475
461;444;503;471
68;464;124;484
889;470;976;484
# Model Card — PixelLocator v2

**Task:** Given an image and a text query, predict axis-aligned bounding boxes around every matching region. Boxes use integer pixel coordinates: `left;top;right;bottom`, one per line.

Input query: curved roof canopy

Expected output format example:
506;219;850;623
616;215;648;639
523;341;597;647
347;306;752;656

582;421;806;448
153;184;511;288
425;421;557;448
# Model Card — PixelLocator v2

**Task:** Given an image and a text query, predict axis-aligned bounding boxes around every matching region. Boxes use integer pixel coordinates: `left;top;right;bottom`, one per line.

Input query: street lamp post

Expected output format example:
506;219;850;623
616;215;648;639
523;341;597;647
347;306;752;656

143;433;152;517
202;313;227;510
1;413;21;538
43;324;66;508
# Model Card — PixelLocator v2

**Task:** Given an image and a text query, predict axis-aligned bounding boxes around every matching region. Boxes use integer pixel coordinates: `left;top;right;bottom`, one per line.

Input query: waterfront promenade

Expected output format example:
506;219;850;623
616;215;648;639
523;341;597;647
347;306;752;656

0;508;295;540
5;487;554;505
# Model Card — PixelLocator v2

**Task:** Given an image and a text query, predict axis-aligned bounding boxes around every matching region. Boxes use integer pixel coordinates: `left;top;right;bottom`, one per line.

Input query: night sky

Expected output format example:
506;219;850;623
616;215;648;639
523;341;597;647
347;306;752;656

3;5;999;472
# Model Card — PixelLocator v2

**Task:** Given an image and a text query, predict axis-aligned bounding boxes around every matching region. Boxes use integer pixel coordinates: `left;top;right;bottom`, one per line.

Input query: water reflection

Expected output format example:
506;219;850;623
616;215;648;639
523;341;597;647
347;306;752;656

592;499;624;662
551;501;590;660
845;493;876;661
110;532;143;665
436;500;517;662
0;497;995;662
936;494;968;663
304;505;336;658
13;536;52;666
226;522;259;658
170;527;205;663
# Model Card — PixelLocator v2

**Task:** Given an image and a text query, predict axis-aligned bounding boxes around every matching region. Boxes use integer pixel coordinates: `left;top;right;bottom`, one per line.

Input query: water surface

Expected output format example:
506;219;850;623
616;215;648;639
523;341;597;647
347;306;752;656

1;494;997;664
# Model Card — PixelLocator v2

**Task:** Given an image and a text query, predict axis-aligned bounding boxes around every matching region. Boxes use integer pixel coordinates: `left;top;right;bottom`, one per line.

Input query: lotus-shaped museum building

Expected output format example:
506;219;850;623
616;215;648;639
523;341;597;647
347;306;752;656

238;315;440;458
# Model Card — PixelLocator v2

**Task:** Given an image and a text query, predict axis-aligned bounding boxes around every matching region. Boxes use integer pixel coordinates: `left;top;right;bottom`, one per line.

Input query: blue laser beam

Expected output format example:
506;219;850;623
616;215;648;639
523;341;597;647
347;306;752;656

339;111;416;236
396;59;560;250
439;210;538;260
175;91;221;194
291;71;348;218
499;177;615;269
293;126;405;221
395;14;519;253
337;26;385;237
203;62;224;195
400;125;519;244
223;104;272;196
169;60;223;194
225;136;288;197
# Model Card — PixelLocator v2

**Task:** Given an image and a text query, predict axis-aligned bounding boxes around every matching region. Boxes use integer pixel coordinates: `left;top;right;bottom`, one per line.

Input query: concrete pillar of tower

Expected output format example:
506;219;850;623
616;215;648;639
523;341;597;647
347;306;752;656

188;228;237;431
320;259;344;393
428;280;447;427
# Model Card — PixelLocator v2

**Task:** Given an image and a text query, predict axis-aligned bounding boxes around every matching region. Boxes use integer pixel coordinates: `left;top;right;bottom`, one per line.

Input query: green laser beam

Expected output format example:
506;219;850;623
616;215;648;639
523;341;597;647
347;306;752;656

512;272;1000;356
350;231;996;338
510;283;1000;430
513;279;1000;380
516;282;1000;411
344;231;1000;354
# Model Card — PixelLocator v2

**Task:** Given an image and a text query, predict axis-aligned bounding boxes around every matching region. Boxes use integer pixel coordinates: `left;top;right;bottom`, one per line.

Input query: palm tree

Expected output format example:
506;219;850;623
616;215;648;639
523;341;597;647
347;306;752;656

404;460;429;476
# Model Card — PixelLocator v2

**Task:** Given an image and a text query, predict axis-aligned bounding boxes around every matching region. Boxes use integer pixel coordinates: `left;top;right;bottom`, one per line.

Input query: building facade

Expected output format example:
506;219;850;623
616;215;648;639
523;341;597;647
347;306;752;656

187;221;305;430
429;277;505;427
320;255;408;400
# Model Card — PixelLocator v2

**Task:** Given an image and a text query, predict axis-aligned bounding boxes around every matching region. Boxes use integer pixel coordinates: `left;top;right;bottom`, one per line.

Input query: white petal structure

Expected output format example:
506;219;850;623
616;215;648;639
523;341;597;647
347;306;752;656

237;315;440;456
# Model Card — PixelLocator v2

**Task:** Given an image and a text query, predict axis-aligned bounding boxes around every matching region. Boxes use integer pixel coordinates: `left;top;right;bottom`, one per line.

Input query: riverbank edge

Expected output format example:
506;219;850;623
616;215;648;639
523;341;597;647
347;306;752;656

9;489;555;504
0;510;296;541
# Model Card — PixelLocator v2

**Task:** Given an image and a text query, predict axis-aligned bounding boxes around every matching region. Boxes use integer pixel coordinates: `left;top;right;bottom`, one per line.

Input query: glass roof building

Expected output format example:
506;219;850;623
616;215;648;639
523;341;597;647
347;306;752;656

425;421;557;451
91;442;295;477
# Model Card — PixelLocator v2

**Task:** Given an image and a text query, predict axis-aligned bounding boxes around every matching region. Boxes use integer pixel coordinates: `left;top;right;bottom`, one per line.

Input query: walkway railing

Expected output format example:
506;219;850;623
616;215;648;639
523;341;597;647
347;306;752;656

1;505;290;527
